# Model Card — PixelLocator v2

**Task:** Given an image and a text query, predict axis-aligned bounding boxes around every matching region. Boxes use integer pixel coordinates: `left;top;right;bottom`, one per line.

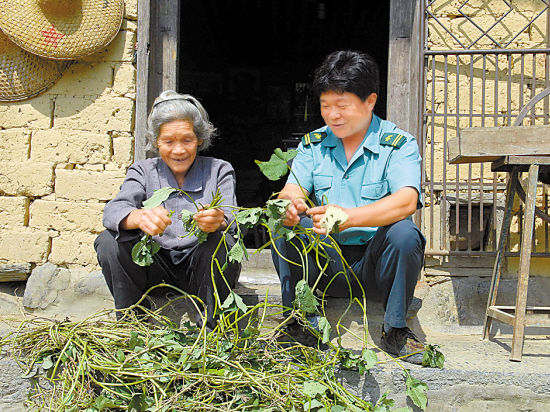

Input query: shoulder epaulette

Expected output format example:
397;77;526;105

302;132;327;146
380;132;406;149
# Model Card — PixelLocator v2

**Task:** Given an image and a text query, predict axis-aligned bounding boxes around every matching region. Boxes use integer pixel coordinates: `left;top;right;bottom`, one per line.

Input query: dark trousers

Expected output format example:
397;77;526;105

271;218;425;329
94;230;241;327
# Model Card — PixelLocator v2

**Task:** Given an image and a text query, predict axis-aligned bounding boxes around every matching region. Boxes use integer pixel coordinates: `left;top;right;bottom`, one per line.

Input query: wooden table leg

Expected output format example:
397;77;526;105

510;164;539;361
483;168;518;340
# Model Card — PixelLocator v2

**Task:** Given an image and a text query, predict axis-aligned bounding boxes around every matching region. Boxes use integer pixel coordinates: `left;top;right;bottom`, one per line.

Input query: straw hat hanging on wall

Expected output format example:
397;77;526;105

0;0;124;60
0;29;70;101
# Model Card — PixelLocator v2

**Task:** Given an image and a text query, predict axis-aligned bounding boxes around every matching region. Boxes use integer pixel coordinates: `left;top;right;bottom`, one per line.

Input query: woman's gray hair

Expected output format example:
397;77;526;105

146;90;216;152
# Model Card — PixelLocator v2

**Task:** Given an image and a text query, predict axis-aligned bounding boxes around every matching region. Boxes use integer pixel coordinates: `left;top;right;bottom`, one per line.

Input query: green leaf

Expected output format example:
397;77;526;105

180;209;194;224
422;344;445;369
235;208;264;227
196;230;209;243
41;355;54;370
221;292;248;314
373;391;394;412
128;394;154;412
339;349;360;370
94;395;118;411
302;381;327;397
255;148;297;181
361;348;378;371
319;206;349;234
116;349;125;363
405;371;428;410
265;199;291;220
228;241;246;263
220;293;235;310
294;280;319;314
131;235;160;267
142;187;178;209
330;406;346;412
128;332;145;351
318;316;331;343
233;292;248;314
274;148;298;162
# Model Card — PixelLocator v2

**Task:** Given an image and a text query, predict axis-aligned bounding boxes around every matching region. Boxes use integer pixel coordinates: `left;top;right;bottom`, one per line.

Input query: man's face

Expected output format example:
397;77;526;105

319;91;377;140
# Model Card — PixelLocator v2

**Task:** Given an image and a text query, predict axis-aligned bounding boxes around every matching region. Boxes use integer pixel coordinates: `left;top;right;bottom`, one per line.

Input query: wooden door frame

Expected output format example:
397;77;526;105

387;0;422;141
135;0;180;161
135;0;423;161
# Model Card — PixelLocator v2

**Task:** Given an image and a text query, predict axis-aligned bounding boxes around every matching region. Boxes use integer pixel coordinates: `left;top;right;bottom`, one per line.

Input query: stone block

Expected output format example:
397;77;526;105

0;263;31;281
0;161;54;196
112;63;136;96
0;129;30;162
49;232;98;266
0;97;52;129
23;263;71;309
112;133;134;166
29;200;104;233
124;0;137;20
74;270;112;298
45;61;114;96
0;196;28;229
0;228;49;263
30;129;111;164
54;95;134;133
54;169;125;201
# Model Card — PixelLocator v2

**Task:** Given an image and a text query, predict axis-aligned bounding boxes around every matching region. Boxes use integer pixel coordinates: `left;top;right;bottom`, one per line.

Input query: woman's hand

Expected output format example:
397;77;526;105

194;206;226;233
307;204;350;235
123;207;172;236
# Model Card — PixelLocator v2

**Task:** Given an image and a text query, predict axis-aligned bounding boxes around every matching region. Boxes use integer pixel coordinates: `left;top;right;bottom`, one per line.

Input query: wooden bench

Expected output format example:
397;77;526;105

449;124;550;361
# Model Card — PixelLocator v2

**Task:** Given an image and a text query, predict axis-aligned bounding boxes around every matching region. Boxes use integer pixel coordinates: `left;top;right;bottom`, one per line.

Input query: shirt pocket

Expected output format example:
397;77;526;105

361;180;389;201
313;174;332;204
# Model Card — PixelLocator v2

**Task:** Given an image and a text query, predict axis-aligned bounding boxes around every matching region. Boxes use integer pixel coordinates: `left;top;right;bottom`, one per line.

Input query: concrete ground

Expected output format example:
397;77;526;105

1;250;550;411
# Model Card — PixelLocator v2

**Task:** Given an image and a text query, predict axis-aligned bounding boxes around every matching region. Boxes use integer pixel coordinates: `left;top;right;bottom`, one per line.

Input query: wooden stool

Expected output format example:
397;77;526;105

482;156;550;361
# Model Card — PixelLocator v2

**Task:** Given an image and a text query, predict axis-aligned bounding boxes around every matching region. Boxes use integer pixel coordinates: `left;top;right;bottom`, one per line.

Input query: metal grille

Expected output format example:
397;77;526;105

420;0;550;257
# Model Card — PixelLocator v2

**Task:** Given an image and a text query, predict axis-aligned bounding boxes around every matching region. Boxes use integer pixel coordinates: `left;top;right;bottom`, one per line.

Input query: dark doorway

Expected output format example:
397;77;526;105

179;0;390;245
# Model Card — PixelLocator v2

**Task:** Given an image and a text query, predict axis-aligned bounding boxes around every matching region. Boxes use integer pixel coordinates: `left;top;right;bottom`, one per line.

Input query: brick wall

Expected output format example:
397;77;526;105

0;0;137;271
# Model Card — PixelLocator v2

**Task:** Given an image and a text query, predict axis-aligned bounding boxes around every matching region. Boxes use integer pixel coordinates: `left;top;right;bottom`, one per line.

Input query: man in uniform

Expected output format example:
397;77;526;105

271;50;426;363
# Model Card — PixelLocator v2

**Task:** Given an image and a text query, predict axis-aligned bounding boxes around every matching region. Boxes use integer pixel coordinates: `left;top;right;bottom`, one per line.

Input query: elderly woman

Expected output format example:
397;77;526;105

94;91;241;327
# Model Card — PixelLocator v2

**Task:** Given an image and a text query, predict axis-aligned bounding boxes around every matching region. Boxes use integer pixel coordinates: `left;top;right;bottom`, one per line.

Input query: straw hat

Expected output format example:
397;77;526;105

0;29;70;101
0;0;124;60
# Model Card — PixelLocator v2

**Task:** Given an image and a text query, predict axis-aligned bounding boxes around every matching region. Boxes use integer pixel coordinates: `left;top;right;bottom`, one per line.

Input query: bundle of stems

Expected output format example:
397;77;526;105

1;289;381;411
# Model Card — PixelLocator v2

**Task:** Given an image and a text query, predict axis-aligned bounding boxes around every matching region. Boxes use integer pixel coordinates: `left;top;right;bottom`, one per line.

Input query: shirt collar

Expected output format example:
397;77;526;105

158;156;204;192
362;114;381;154
320;114;382;154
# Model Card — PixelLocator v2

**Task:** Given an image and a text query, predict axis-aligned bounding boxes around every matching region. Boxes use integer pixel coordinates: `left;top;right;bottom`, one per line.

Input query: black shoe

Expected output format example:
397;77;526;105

277;316;327;350
380;327;425;365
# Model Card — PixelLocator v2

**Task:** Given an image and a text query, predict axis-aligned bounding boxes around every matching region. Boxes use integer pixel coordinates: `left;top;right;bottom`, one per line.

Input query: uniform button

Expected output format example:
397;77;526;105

178;192;183;197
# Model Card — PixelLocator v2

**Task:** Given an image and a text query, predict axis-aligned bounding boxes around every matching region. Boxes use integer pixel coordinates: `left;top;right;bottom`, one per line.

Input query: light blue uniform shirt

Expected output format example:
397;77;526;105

287;114;423;245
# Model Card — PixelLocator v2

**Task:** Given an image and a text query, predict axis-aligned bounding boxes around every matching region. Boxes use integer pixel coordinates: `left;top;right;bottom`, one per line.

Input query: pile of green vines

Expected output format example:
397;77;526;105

0;148;443;411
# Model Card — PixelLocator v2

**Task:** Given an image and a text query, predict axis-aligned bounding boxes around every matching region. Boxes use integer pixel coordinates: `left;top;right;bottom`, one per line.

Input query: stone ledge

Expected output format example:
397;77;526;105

0;264;31;282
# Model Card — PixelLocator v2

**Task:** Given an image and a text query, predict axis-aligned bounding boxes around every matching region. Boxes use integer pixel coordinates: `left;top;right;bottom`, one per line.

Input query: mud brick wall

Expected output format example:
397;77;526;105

424;0;550;273
0;0;137;272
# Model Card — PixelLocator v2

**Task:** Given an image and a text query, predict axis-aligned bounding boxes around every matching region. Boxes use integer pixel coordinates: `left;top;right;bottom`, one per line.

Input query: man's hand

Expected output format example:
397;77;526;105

194;206;226;233
282;198;308;226
125;206;172;236
307;204;350;235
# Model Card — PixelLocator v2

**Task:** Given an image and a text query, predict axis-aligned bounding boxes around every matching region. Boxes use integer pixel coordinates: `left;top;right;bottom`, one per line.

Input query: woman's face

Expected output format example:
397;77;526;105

157;119;202;185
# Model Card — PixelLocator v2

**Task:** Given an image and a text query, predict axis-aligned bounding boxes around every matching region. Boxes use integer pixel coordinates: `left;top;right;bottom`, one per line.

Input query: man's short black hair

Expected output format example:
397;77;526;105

312;50;379;102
